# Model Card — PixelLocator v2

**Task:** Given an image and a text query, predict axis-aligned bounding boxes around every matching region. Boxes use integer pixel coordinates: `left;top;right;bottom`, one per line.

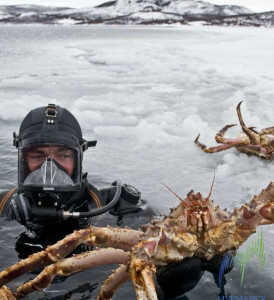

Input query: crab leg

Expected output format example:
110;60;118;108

0;285;15;299
195;121;254;154
129;225;167;300
230;181;274;248
237;101;260;144
15;248;129;299
0;226;141;287
261;126;274;135
195;133;234;153
214;124;250;145
129;224;199;300
129;232;194;300
130;242;157;300
236;145;273;159
260;127;274;149
97;264;130;300
234;181;274;225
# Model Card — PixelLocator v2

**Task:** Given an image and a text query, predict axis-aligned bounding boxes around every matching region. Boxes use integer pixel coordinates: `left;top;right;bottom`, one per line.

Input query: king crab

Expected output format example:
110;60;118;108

0;180;273;300
194;101;274;159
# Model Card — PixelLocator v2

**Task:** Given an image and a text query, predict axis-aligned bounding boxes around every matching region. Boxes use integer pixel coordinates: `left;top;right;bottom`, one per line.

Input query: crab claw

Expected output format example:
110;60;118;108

215;124;237;143
194;133;207;151
194;133;200;142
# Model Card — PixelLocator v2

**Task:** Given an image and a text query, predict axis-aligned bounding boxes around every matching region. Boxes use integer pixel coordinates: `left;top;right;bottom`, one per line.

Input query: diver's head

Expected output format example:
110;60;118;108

14;104;97;192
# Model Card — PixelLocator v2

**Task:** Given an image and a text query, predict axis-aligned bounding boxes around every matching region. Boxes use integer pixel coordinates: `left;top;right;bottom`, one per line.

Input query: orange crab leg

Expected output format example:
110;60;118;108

130;242;157;300
97;264;130;300
15;248;129;299
261;126;274;135
215;125;250;145
215;124;237;142
195;133;235;153
0;226;141;287
0;285;16;299
236;101;260;144
230;182;274;247
236;145;273;159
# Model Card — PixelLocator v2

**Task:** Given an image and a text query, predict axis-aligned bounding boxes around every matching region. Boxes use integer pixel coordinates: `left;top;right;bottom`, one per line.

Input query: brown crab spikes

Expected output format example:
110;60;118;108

0;182;273;300
195;101;274;159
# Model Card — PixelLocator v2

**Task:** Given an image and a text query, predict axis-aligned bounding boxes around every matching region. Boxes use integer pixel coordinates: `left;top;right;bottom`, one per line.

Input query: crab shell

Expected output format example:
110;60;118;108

0;182;273;300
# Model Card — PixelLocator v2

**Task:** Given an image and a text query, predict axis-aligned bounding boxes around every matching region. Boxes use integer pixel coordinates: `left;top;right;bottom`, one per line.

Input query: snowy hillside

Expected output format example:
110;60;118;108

0;0;273;26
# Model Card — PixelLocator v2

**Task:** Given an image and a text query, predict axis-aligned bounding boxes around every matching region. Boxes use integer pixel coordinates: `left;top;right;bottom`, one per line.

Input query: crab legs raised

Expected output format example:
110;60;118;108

0;181;273;300
195;101;274;159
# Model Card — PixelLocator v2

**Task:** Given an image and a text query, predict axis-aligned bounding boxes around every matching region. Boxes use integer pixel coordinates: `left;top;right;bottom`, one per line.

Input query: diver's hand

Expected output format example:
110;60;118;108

202;251;235;275
155;257;204;299
155;252;235;299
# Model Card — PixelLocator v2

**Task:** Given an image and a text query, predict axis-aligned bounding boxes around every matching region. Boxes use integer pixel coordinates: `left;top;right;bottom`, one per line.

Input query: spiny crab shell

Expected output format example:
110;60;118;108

0;181;273;300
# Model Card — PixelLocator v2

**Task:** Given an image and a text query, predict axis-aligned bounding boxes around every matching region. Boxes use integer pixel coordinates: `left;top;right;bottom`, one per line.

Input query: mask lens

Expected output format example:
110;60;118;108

25;146;75;174
19;144;81;192
24;158;74;186
26;150;47;165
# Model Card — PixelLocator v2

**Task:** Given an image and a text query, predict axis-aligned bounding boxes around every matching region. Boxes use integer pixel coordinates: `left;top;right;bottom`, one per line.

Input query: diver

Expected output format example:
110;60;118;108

0;103;232;299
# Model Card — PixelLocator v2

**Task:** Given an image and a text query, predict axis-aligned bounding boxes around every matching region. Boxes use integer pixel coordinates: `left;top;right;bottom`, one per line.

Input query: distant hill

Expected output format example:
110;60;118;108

0;0;273;27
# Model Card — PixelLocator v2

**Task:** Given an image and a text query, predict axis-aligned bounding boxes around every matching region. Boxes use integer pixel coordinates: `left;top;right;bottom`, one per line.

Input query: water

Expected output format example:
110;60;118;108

0;24;273;299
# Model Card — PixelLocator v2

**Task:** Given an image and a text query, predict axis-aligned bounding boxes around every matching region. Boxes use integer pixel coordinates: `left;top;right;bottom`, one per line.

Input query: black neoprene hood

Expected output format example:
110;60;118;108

15;104;96;192
17;104;84;148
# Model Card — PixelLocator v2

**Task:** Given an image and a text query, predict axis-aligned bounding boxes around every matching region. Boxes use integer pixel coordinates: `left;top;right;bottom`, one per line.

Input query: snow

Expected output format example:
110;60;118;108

0;10;11;19
18;12;36;17
0;0;255;25
56;18;82;25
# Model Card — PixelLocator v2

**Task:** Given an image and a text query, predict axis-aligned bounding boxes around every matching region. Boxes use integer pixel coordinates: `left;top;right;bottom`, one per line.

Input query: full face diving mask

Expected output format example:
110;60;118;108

24;158;74;186
19;144;81;192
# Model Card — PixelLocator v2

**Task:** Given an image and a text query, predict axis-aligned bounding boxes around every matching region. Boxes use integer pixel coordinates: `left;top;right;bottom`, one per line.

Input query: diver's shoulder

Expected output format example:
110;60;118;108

95;180;158;217
0;186;18;200
0;186;18;216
